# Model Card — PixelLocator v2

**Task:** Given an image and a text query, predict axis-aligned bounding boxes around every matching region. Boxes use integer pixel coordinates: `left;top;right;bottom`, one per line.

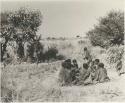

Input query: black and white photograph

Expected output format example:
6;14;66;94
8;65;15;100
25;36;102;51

0;0;125;102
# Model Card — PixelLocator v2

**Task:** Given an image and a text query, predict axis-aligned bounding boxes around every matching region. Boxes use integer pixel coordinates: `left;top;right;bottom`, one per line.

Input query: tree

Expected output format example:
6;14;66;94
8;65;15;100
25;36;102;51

1;12;16;61
87;10;124;48
1;8;42;61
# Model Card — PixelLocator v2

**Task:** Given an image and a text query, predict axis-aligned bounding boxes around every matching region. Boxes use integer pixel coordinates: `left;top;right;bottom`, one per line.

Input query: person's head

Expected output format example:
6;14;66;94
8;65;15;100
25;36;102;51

85;57;88;60
65;59;71;63
94;59;100;65
83;63;89;70
84;47;87;51
73;59;77;64
65;59;71;69
90;60;94;66
61;61;66;68
98;63;104;68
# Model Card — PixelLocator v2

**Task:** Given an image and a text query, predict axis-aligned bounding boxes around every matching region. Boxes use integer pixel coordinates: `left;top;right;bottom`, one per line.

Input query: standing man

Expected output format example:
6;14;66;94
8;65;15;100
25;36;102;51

83;47;92;64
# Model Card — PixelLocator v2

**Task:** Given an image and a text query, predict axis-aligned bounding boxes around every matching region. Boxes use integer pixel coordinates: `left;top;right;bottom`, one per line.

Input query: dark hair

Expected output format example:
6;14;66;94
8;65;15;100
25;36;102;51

95;59;100;63
65;59;71;63
62;59;71;69
84;47;87;51
85;57;88;60
99;63;104;68
83;63;89;69
61;61;66;68
73;59;77;63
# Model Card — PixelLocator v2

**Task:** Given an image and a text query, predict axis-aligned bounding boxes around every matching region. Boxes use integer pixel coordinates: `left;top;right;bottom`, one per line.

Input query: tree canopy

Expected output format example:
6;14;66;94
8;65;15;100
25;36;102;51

1;8;42;61
87;10;124;48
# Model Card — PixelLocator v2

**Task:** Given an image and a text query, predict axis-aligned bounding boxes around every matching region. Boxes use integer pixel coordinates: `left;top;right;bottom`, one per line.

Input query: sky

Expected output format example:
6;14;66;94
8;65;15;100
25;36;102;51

1;0;124;38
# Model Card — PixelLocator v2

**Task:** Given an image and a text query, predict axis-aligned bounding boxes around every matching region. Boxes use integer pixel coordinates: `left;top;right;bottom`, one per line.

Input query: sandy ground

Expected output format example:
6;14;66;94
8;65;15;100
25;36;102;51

30;66;125;102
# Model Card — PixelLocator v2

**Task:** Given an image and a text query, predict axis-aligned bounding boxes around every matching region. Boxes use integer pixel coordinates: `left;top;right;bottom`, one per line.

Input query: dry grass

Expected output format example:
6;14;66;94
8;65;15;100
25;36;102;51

1;38;125;102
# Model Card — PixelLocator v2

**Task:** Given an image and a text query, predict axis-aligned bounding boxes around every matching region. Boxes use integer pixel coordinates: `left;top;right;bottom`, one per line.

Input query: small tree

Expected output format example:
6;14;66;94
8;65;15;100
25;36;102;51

87;10;124;48
1;8;42;61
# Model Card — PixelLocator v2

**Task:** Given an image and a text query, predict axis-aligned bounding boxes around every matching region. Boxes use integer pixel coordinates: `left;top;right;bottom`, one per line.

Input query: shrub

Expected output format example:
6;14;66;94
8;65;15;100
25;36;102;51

106;45;124;64
43;47;65;62
56;54;65;60
87;10;124;48
44;47;58;61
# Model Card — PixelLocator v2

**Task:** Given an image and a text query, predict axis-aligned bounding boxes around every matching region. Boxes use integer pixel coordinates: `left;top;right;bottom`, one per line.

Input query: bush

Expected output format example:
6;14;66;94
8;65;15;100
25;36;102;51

106;45;124;64
87;10;124;48
56;54;65;60
43;47;65;62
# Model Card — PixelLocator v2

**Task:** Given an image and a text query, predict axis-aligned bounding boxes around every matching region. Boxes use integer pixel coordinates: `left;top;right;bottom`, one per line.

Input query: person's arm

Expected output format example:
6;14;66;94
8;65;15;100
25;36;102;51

93;69;99;82
104;68;107;75
83;70;90;81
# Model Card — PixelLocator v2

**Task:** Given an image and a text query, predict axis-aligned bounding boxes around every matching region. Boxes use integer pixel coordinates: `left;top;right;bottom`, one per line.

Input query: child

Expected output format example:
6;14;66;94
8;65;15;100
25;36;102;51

93;59;100;70
72;59;78;68
89;60;95;80
94;63;110;83
90;59;100;81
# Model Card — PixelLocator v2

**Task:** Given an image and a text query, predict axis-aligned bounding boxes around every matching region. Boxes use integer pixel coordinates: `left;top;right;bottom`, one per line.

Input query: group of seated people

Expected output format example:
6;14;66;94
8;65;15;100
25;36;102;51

59;58;110;86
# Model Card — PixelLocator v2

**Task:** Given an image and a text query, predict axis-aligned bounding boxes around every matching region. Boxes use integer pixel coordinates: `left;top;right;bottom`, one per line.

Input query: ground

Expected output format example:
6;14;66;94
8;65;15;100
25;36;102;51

1;38;125;102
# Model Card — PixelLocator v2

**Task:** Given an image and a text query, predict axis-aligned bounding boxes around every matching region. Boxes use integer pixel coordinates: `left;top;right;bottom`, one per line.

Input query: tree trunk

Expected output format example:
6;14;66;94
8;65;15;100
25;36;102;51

1;38;8;61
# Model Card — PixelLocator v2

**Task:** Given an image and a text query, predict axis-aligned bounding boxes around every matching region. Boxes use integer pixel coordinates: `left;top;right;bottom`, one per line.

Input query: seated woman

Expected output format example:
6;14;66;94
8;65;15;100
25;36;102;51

79;63;92;85
58;59;72;86
93;63;110;83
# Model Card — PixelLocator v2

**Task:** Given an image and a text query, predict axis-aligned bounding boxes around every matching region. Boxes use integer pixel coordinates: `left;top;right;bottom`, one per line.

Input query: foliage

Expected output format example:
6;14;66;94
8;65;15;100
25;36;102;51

87;10;124;48
56;54;65;60
106;45;124;64
1;8;42;61
44;47;58;61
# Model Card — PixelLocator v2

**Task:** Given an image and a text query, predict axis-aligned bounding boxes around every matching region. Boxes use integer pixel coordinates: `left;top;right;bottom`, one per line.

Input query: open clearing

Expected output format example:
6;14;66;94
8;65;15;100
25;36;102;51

1;38;125;102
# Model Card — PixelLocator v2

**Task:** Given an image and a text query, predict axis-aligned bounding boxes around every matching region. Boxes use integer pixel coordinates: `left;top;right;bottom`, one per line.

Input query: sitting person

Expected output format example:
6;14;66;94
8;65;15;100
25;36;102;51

79;63;92;85
84;57;91;65
70;59;80;84
90;59;100;81
58;59;72;86
93;59;100;70
93;63;110;83
72;59;79;68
